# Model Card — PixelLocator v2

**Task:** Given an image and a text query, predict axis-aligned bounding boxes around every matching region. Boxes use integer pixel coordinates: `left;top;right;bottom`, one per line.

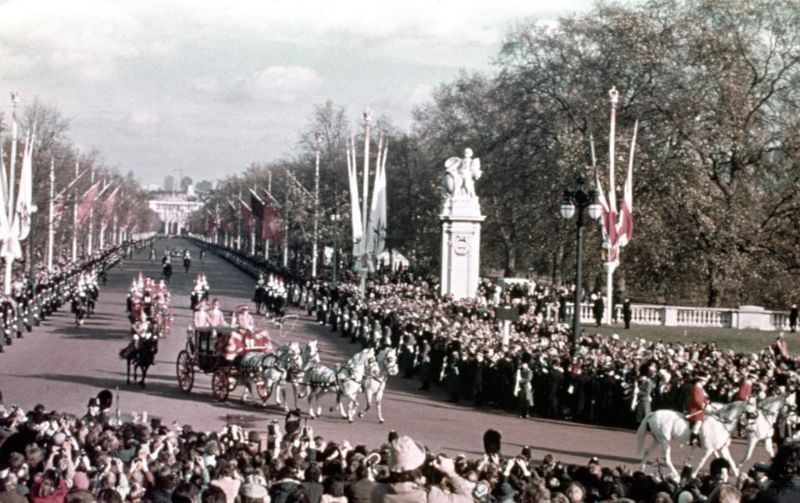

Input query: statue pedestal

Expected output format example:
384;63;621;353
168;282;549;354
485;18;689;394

440;197;484;300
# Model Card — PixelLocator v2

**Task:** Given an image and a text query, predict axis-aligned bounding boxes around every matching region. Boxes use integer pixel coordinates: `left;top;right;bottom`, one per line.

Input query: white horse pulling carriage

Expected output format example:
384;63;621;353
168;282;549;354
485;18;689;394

304;347;398;423
238;340;319;411
637;394;789;480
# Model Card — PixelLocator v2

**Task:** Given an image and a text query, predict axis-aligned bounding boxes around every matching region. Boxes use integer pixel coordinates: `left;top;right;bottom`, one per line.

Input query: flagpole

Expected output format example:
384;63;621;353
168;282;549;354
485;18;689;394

360;111;371;295
283;172;289;268
72;158;78;262
249;191;256;256
265;171;271;260
4;93;20;295
99;180;106;250
312;132;320;278
87;169;95;255
47;133;55;272
605;87;619;325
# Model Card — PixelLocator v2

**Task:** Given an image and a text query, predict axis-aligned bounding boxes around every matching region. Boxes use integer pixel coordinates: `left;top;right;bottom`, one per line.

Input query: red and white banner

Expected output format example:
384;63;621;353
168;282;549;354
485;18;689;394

76;181;102;225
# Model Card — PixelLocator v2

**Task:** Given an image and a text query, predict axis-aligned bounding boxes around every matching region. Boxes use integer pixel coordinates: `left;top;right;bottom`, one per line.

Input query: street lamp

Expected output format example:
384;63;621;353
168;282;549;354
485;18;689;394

561;170;601;355
330;212;341;287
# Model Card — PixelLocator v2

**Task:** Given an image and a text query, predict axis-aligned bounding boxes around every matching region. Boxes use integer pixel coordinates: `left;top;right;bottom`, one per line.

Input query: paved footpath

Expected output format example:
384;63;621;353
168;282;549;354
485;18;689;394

0;238;768;473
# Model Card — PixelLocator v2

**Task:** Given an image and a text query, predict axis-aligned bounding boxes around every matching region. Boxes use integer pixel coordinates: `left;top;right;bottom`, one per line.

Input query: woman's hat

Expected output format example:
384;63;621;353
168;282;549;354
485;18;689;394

389;435;426;472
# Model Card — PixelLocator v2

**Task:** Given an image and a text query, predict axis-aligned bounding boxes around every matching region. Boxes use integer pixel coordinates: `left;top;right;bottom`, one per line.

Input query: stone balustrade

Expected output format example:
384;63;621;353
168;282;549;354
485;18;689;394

565;302;792;331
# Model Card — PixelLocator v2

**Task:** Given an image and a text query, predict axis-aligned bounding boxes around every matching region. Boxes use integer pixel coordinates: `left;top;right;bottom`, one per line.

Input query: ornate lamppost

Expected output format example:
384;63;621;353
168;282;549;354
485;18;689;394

560;170;601;355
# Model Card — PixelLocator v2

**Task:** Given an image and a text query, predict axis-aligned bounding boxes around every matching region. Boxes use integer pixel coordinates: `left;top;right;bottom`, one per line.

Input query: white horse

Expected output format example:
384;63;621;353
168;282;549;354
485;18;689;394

241;341;308;410
709;395;786;467
636;408;738;480
361;347;398;423
305;348;374;422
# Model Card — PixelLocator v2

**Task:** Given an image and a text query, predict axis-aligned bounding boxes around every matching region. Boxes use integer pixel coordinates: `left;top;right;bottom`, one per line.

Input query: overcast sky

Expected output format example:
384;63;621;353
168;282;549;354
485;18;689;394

0;0;593;186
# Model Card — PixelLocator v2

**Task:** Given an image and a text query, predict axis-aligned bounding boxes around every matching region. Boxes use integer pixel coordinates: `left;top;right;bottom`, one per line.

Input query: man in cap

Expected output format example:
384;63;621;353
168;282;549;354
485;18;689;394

233;305;255;333
686;374;710;447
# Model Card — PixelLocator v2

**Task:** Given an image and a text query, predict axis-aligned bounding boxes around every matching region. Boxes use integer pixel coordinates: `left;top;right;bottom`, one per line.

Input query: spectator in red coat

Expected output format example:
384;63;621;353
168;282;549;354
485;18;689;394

736;374;754;402
30;470;68;503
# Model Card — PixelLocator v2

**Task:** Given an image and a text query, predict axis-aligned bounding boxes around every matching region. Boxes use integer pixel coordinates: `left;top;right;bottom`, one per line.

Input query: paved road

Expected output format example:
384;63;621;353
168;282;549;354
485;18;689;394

0;238;769;473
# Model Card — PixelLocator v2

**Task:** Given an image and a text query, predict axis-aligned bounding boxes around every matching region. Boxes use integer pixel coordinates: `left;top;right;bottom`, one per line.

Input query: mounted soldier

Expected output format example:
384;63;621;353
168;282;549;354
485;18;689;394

686;374;710;447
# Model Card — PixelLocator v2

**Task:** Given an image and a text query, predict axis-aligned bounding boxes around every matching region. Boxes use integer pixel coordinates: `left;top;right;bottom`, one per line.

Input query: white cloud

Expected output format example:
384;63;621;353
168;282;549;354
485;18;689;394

123;107;160;135
188;0;591;46
228;66;321;104
189;77;221;95
0;0;172;82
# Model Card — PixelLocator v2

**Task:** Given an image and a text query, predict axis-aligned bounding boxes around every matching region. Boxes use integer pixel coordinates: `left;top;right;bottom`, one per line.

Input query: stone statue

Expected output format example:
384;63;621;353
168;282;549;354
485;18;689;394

444;148;482;199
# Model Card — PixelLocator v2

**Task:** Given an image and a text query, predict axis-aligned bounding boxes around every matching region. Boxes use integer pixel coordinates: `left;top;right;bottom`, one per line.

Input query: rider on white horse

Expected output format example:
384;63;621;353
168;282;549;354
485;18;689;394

686;374;710;447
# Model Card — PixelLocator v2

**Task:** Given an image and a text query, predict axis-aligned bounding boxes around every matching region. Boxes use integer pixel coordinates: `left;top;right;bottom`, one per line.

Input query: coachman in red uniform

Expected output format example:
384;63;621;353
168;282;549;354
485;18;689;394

686;374;710;447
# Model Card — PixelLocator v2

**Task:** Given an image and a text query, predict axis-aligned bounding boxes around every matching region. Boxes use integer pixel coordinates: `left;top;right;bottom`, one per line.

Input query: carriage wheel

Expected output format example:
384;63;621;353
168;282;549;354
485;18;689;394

176;350;195;393
211;369;230;401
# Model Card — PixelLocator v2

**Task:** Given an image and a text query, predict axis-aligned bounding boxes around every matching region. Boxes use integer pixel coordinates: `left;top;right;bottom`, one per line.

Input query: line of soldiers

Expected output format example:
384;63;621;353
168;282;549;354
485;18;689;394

0;242;132;353
253;273;288;319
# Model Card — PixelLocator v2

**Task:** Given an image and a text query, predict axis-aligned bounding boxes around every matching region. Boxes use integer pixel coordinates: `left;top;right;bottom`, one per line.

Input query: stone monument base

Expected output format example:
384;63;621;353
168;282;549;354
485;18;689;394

440;197;484;300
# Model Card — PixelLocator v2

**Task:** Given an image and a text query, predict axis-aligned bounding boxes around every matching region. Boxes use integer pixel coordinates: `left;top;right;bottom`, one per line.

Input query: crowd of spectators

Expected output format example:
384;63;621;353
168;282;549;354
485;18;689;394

295;274;799;433
2;391;798;503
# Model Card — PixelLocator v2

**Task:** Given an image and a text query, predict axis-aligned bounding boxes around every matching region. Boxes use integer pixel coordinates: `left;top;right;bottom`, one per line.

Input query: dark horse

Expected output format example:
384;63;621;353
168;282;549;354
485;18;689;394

162;262;173;283
119;339;158;387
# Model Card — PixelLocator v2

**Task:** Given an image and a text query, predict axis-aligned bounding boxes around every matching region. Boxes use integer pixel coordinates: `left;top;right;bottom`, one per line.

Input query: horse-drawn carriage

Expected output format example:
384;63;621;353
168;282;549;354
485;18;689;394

176;325;273;402
176;323;323;410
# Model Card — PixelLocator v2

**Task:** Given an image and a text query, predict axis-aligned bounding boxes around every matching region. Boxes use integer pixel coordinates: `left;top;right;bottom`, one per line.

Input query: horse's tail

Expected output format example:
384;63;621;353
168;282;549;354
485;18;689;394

636;413;651;458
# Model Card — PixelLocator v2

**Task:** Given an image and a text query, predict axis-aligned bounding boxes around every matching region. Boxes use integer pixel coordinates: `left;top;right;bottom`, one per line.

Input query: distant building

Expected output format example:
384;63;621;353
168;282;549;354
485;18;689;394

164;175;175;192
148;192;202;235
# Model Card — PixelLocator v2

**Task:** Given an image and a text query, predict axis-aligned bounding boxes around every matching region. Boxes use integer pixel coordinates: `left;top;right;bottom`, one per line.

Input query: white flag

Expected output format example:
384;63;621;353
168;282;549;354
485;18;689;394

0;142;10;241
366;143;387;257
347;138;364;257
15;132;34;241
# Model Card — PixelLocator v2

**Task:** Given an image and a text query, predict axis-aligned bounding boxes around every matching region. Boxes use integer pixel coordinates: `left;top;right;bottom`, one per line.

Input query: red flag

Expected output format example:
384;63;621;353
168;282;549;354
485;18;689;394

262;198;282;243
616;120;637;248
76;181;101;224
102;186;120;224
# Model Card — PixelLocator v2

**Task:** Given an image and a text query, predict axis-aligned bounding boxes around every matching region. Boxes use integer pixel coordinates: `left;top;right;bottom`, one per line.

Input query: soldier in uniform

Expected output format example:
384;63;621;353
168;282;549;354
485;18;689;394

634;366;656;423
686;374;710;447
416;339;432;391
622;298;632;329
592;294;604;327
440;350;461;403
514;359;534;418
